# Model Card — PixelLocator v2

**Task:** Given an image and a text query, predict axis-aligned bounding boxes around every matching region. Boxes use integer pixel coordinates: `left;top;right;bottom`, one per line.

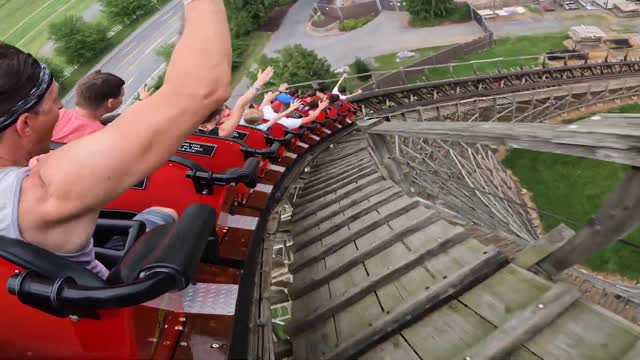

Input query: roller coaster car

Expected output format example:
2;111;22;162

0;203;216;359
102;136;261;243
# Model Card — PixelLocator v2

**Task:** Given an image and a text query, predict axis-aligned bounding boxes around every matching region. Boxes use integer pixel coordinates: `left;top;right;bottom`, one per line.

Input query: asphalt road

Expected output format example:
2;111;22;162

62;0;183;109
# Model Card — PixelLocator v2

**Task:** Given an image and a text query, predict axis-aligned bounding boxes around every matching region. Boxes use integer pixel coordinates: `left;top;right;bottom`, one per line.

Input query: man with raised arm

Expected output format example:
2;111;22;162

0;0;231;279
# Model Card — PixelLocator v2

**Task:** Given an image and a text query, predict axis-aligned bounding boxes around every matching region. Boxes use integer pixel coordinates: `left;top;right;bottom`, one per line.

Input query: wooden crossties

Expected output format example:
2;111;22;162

283;132;640;360
369;120;640;167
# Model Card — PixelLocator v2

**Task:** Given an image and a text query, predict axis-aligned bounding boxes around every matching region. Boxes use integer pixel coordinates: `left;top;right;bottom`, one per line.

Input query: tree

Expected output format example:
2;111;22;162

404;0;457;22
100;0;158;23
253;44;335;89
49;16;111;64
352;57;372;82
224;0;268;36
38;57;65;81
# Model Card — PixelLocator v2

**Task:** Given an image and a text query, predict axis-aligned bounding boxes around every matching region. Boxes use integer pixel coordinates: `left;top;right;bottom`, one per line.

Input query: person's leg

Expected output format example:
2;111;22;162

133;207;178;232
102;207;177;251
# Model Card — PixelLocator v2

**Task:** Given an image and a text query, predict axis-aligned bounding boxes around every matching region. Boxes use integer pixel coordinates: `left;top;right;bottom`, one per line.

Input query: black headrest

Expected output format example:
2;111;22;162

0;236;106;288
107;204;216;286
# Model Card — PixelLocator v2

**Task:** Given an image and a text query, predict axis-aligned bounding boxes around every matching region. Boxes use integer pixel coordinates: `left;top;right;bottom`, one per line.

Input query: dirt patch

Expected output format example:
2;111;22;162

575;264;640;285
258;3;296;32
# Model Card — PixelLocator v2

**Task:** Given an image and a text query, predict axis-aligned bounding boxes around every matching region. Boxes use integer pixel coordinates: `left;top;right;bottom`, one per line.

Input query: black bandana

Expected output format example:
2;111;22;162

0;63;53;131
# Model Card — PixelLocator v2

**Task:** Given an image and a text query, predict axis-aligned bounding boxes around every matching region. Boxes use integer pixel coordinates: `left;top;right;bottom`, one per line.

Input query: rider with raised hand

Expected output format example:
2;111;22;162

0;0;232;279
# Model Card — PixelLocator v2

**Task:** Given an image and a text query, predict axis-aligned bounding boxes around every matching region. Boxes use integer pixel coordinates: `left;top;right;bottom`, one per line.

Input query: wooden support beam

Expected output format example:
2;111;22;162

368;121;640;166
288;212;440;300
513;224;575;270
292;181;395;235
292;187;404;252
296;167;379;205
290;199;421;273
287;228;470;334
461;282;580;360
322;248;509;360
539;167;640;276
292;173;384;222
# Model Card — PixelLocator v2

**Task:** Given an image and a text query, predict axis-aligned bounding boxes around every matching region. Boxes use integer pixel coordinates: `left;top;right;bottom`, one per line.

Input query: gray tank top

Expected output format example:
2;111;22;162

0;167;108;279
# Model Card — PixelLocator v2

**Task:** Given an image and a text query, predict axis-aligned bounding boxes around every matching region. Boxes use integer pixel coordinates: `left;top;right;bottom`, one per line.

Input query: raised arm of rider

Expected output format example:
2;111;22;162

218;66;274;137
300;99;329;125
23;0;232;253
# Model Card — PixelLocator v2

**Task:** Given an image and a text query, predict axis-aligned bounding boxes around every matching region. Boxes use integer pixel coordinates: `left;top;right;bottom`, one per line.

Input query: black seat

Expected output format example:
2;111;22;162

0;236;106;287
4;204;216;319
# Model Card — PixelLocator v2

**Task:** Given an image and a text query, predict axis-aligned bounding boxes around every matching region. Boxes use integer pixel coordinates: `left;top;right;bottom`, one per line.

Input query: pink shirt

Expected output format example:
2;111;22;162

52;108;104;143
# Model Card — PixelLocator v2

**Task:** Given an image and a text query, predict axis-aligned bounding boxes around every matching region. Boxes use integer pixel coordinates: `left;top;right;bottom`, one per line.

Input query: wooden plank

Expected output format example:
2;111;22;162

292;173;384;221
540;167;640;275
308;152;369;175
522;300;640;359
322;248;509;360
296;167;379;205
305;154;372;183
291;264;338;360
621;340;640;360
313;146;367;166
513;224;575;269
368;121;640;166
290;197;421;273
287;226;469;334
462;283;581;360
289;209;439;300
360;336;422;360
292;186;404;252
292;181;396;235
302;162;374;191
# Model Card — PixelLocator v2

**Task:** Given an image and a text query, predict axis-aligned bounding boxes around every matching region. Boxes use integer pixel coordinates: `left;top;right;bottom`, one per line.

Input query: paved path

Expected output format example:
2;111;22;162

230;0;482;102
62;0;182;109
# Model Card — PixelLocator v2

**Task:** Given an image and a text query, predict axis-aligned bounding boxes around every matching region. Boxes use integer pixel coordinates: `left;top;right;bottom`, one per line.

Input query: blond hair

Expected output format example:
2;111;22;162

243;108;264;125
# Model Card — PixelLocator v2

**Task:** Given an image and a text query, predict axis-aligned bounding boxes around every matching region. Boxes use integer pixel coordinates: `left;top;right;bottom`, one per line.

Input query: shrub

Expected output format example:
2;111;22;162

353;57;372;82
338;14;375;32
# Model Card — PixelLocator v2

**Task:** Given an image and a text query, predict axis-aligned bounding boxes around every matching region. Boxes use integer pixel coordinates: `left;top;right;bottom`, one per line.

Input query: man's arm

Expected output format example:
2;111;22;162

259;83;287;110
262;99;302;128
300;99;330;125
218;67;274;137
24;0;232;252
332;73;346;94
343;89;363;100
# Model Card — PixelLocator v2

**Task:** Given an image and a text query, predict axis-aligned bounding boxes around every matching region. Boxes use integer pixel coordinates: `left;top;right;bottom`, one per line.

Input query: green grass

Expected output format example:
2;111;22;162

409;3;471;28
344;45;450;90
1;0;98;55
0;0;55;39
426;32;568;81
231;32;272;88
338;14;375;32
526;4;543;15
503;104;640;278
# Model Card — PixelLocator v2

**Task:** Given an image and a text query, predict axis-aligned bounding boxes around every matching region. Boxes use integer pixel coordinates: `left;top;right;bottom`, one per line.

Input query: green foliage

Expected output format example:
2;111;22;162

406;0;470;27
502;103;640;279
157;43;175;62
232;36;250;71
253;44;335;89
100;0;158;23
353;57;372;82
338;14;375;32
224;0;268;36
48;15;111;64
38;57;65;81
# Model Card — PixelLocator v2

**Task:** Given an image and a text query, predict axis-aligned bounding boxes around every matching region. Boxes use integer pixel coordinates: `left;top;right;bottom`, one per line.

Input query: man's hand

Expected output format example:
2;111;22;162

288;99;302;111
138;84;154;100
264;91;278;103
254;66;274;88
318;98;330;110
278;83;289;93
